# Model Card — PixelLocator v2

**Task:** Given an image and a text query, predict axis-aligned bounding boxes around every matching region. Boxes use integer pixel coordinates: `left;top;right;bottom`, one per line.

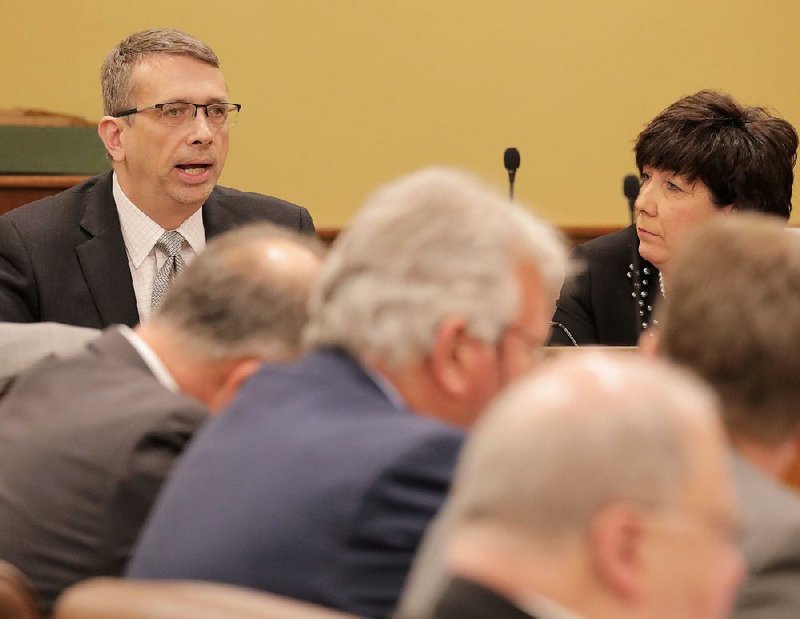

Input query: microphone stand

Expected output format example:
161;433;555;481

624;176;643;338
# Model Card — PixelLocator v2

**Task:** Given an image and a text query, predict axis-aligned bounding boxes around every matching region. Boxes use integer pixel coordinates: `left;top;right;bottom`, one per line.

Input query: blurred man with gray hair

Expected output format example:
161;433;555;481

431;352;743;619
127;167;568;617
0;223;323;614
655;213;800;619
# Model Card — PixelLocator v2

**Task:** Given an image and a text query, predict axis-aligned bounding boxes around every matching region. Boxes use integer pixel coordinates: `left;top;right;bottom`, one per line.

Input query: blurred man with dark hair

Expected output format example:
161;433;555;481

656;213;800;619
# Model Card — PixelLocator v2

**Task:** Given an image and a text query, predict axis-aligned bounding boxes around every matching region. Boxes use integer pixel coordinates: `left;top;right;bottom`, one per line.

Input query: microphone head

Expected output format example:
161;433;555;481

504;147;521;172
623;174;640;201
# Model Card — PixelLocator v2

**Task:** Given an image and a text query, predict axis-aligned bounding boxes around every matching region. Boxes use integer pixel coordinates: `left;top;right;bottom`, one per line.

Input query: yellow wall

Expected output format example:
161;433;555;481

5;1;800;228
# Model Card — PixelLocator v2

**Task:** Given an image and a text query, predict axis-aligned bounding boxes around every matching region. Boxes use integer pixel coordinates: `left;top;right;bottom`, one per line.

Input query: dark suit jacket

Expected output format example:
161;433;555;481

0;172;315;328
431;578;537;619
731;453;800;619
0;328;207;613
127;349;465;619
550;226;659;346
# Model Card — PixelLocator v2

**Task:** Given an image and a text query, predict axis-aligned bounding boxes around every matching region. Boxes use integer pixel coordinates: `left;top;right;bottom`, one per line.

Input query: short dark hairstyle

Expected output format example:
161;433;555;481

659;214;800;445
635;90;798;219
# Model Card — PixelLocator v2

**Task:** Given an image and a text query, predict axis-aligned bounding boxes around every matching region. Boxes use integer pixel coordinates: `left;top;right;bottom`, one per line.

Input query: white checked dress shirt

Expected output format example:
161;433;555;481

113;173;206;322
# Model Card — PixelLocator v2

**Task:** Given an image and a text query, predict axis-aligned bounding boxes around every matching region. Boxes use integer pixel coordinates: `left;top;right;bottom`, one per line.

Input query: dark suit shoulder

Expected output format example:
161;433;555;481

206;185;315;234
2;174;111;234
575;226;636;261
732;455;800;619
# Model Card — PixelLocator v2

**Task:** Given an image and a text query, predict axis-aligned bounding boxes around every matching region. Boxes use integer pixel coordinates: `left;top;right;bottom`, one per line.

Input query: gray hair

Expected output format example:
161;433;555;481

449;352;721;541
101;28;220;116
153;223;324;361
304;167;567;367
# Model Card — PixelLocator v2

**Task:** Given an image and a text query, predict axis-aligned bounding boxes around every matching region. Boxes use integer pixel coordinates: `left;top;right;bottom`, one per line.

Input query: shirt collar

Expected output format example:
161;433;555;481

113;172;206;268
118;325;179;392
359;362;407;411
520;593;586;619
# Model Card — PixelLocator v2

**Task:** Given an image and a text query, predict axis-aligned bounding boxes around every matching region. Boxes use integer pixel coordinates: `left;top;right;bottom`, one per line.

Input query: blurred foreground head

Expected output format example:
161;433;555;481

659;213;800;471
143;223;324;410
305;167;568;427
443;352;743;619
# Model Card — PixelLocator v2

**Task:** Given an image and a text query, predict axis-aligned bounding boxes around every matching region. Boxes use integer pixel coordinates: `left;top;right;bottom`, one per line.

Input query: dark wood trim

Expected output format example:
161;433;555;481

0;175;89;189
0;177;626;245
0;175;91;216
560;225;621;245
316;226;624;246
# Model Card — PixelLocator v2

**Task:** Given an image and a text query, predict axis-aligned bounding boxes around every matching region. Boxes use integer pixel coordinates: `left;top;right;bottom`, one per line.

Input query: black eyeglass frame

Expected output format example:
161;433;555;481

113;102;242;124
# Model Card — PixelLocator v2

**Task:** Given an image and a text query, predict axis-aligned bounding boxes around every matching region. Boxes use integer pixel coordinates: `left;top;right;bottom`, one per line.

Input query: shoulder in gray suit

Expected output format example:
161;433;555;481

0;223;323;614
0;321;99;396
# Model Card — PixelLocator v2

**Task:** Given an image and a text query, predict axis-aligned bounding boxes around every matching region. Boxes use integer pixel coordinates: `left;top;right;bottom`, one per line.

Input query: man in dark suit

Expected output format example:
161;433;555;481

0;223;323;614
0;28;313;328
430;353;743;619
126;168;568;618
655;214;800;619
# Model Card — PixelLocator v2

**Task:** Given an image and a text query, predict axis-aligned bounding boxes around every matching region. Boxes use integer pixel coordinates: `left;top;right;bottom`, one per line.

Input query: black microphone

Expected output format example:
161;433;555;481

623;174;643;336
623;174;640;226
504;147;520;200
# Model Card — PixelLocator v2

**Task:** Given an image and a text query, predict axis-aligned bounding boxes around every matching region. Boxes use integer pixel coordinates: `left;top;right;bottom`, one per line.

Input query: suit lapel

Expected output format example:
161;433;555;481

202;189;236;239
76;173;140;327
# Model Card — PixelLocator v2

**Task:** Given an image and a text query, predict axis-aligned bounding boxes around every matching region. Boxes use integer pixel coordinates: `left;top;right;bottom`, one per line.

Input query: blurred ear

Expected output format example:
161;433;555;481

207;358;263;413
429;316;481;397
588;503;646;602
97;116;126;162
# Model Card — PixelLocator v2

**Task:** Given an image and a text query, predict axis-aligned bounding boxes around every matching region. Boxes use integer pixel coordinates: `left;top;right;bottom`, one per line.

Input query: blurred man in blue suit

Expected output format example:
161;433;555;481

127;168;568;617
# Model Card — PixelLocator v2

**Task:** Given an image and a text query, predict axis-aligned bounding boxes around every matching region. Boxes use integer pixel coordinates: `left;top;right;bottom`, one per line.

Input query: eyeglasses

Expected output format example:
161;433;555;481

113;102;242;127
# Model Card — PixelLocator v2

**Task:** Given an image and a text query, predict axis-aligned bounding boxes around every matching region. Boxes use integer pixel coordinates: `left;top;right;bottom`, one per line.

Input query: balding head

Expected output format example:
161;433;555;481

451;352;724;541
447;352;742;619
151;223;324;361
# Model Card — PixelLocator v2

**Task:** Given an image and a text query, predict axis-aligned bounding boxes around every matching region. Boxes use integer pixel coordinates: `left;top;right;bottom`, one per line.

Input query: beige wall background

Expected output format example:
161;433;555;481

4;1;800;228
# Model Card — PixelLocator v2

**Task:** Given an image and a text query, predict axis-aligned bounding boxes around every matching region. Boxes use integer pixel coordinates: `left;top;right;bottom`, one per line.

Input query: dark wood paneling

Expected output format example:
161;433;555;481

0;175;89;215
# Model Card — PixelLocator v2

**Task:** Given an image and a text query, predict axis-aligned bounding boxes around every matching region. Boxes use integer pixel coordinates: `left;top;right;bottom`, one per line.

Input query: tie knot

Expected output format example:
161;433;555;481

156;231;185;257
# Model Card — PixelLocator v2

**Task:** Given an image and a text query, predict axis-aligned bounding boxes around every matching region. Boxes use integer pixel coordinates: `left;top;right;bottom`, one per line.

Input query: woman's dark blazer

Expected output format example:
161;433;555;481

549;226;660;346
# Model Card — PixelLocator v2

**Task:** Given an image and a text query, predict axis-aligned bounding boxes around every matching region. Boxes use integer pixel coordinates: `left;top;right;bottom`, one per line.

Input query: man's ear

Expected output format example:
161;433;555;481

587;503;646;603
428;316;477;398
98;116;126;162
207;358;263;413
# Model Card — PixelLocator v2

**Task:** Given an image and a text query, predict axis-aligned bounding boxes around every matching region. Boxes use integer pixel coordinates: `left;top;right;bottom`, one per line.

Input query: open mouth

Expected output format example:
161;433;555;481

175;163;212;176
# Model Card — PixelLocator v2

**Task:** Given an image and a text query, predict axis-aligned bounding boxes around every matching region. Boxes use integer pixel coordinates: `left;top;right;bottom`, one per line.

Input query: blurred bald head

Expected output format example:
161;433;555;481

150;223;324;361
446;352;742;619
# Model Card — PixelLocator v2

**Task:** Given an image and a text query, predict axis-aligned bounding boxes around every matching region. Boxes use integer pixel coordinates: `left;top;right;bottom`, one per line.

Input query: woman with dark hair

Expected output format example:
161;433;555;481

550;90;798;346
